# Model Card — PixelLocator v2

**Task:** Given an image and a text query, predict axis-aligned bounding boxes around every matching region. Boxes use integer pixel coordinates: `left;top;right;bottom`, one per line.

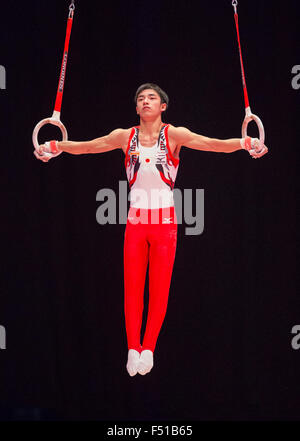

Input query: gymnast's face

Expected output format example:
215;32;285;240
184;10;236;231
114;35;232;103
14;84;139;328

136;89;167;119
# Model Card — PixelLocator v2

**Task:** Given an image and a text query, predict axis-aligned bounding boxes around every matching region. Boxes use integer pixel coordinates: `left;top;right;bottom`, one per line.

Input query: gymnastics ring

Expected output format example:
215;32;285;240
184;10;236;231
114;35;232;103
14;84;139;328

242;106;265;150
33;1;74;157
32;111;68;153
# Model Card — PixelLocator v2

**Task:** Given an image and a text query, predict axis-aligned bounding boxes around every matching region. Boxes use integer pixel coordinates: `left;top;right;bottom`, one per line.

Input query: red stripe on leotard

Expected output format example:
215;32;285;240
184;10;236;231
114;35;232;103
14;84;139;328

158;170;173;190
129;171;138;188
124;127;136;167
164;124;179;168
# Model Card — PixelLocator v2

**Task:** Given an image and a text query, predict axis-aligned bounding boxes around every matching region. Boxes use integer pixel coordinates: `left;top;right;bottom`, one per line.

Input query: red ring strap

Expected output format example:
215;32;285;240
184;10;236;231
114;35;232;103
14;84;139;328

54;14;74;114
233;11;250;109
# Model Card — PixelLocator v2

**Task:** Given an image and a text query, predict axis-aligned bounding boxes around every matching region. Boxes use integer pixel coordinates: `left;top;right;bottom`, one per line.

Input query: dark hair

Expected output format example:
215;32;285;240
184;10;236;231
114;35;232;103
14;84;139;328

134;83;169;108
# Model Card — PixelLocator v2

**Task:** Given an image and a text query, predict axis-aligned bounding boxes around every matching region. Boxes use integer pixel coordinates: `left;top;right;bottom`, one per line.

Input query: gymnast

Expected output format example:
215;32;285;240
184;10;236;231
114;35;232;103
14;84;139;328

34;83;268;376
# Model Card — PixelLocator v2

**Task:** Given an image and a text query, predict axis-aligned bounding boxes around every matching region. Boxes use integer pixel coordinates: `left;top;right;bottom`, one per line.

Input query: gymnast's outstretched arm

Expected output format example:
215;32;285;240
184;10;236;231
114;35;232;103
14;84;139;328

168;125;268;156
35;128;130;160
57;129;130;154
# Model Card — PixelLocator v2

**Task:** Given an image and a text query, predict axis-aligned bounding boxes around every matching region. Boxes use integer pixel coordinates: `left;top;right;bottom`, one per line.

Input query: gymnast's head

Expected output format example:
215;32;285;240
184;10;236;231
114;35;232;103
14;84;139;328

135;83;169;118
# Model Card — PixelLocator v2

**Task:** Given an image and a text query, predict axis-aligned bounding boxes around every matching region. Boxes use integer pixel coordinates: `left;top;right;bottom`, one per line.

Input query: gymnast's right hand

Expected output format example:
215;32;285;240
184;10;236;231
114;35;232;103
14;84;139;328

33;140;62;162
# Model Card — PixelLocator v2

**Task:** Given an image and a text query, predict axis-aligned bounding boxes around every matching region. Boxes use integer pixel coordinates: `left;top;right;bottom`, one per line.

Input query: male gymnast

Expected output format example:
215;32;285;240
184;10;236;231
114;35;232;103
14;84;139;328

34;83;268;376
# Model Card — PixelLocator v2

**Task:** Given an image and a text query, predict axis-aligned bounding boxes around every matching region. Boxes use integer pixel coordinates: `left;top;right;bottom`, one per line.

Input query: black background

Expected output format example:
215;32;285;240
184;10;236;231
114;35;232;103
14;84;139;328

0;0;299;422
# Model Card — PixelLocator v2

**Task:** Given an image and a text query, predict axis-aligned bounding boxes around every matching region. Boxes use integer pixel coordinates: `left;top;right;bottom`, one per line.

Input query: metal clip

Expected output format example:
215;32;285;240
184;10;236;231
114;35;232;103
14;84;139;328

232;0;238;14
69;1;75;18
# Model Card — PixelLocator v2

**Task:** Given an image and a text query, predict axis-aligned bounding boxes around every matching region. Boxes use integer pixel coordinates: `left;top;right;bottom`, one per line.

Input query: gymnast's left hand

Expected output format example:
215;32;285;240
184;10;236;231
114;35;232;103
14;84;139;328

33;147;52;162
33;140;62;162
248;138;268;159
241;137;268;159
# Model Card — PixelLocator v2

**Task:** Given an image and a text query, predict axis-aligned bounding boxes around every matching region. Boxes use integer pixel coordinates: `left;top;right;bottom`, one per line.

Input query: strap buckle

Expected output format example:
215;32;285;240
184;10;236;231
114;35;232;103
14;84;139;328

69;1;75;18
232;0;238;14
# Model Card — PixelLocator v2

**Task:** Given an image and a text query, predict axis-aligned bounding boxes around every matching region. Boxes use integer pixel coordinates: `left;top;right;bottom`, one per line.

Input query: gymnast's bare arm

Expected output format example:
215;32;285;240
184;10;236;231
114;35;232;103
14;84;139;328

168;125;243;153
37;128;131;156
57;128;131;154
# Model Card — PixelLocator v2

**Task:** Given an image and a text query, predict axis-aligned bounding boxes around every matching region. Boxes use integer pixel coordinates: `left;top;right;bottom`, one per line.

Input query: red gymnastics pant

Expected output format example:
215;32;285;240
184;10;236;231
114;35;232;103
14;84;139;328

124;206;177;353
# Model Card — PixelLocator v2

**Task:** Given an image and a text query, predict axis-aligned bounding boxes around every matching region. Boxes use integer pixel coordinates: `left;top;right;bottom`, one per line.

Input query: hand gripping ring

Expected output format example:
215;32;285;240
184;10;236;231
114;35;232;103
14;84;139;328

32;112;68;156
242;107;265;150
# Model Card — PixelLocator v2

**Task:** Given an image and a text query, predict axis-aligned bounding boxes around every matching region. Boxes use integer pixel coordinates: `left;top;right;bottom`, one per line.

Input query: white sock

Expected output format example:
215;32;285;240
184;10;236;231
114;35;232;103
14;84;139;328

137;350;154;375
126;349;141;377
